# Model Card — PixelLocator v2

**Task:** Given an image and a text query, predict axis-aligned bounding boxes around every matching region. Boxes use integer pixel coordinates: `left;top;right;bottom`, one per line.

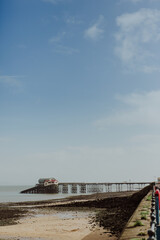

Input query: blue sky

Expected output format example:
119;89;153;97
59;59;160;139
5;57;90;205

1;0;160;185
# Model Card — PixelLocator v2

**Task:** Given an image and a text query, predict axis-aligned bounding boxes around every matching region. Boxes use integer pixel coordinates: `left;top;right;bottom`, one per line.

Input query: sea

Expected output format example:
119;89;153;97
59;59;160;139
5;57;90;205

0;185;78;203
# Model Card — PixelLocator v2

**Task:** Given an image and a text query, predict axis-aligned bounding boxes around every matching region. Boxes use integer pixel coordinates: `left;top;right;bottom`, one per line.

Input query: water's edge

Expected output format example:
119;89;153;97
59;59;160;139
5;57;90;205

0;185;80;203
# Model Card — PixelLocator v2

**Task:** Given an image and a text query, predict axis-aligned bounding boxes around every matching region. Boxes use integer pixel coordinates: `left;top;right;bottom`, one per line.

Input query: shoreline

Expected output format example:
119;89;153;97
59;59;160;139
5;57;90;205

0;186;152;240
3;191;136;207
0;203;116;240
0;209;96;240
0;191;133;240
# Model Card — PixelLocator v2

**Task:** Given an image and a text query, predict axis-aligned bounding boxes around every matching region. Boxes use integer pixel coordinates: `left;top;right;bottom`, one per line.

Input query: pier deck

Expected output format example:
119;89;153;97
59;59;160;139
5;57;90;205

20;182;151;194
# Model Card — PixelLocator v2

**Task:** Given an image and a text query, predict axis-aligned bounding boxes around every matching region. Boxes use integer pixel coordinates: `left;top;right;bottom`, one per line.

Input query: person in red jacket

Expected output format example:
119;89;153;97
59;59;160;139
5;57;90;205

155;188;160;210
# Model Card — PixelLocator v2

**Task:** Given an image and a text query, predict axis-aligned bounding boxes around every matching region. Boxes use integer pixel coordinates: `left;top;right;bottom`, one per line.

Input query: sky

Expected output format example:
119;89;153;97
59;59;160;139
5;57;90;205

1;0;160;185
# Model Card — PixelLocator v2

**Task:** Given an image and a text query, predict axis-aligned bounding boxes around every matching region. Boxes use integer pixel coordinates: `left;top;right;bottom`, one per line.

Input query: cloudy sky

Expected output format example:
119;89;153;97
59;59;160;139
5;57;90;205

1;0;160;185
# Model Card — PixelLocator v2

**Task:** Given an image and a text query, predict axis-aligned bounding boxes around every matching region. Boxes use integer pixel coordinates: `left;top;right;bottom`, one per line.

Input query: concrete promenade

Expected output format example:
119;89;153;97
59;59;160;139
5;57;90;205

120;191;151;240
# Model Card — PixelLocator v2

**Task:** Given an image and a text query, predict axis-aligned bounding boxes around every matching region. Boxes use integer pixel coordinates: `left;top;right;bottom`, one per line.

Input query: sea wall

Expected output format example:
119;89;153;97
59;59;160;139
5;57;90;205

51;183;154;238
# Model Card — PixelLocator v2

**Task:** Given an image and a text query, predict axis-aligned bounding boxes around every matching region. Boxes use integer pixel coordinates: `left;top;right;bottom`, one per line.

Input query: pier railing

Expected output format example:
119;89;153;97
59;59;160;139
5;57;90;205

58;182;150;194
20;181;151;194
148;191;156;239
147;184;160;240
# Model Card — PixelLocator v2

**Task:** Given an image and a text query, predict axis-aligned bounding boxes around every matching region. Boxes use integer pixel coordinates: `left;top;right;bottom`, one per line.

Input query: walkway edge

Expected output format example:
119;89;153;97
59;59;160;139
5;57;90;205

119;191;152;240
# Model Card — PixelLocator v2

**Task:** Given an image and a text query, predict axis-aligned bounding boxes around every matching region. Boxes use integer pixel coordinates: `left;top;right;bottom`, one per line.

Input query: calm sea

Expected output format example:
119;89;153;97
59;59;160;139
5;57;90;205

0;185;77;203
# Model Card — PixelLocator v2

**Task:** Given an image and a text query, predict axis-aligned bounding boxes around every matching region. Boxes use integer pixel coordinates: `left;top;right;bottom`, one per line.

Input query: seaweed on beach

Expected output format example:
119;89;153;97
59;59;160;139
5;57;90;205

94;197;135;237
94;184;153;237
0;183;153;239
0;207;28;226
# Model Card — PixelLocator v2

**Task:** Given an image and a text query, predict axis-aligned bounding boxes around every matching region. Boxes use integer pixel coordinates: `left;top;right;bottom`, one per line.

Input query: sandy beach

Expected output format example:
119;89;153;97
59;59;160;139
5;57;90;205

0;208;115;240
0;191;126;240
0;186;152;240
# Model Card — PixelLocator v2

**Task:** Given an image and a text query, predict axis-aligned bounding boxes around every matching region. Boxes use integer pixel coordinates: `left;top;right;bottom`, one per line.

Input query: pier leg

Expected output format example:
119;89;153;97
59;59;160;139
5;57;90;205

80;184;86;193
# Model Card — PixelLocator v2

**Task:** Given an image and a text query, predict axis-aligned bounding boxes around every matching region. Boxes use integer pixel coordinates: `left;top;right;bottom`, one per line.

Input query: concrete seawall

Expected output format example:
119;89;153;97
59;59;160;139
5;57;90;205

45;183;153;238
120;191;152;239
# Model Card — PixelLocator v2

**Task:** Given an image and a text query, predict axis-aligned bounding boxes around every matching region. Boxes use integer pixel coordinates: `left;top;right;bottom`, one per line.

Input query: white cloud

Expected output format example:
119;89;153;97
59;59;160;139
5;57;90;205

49;32;79;55
84;15;105;41
66;16;83;25
122;0;159;3
95;90;160;127
142;65;160;73
0;75;21;88
128;0;144;2
53;44;79;55
49;32;66;43
115;8;160;72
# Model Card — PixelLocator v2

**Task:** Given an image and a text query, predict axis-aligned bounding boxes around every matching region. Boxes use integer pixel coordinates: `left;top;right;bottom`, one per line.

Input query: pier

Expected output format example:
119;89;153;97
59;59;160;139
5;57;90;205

20;184;58;194
20;181;151;194
58;182;151;194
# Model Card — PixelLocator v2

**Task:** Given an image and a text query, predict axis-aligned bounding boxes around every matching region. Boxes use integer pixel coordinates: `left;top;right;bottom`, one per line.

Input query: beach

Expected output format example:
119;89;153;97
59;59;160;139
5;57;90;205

0;208;113;240
0;185;152;240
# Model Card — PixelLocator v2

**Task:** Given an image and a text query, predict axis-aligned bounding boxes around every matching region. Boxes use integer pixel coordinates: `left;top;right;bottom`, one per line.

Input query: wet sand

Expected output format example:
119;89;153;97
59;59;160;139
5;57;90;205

0;208;115;240
0;186;152;240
